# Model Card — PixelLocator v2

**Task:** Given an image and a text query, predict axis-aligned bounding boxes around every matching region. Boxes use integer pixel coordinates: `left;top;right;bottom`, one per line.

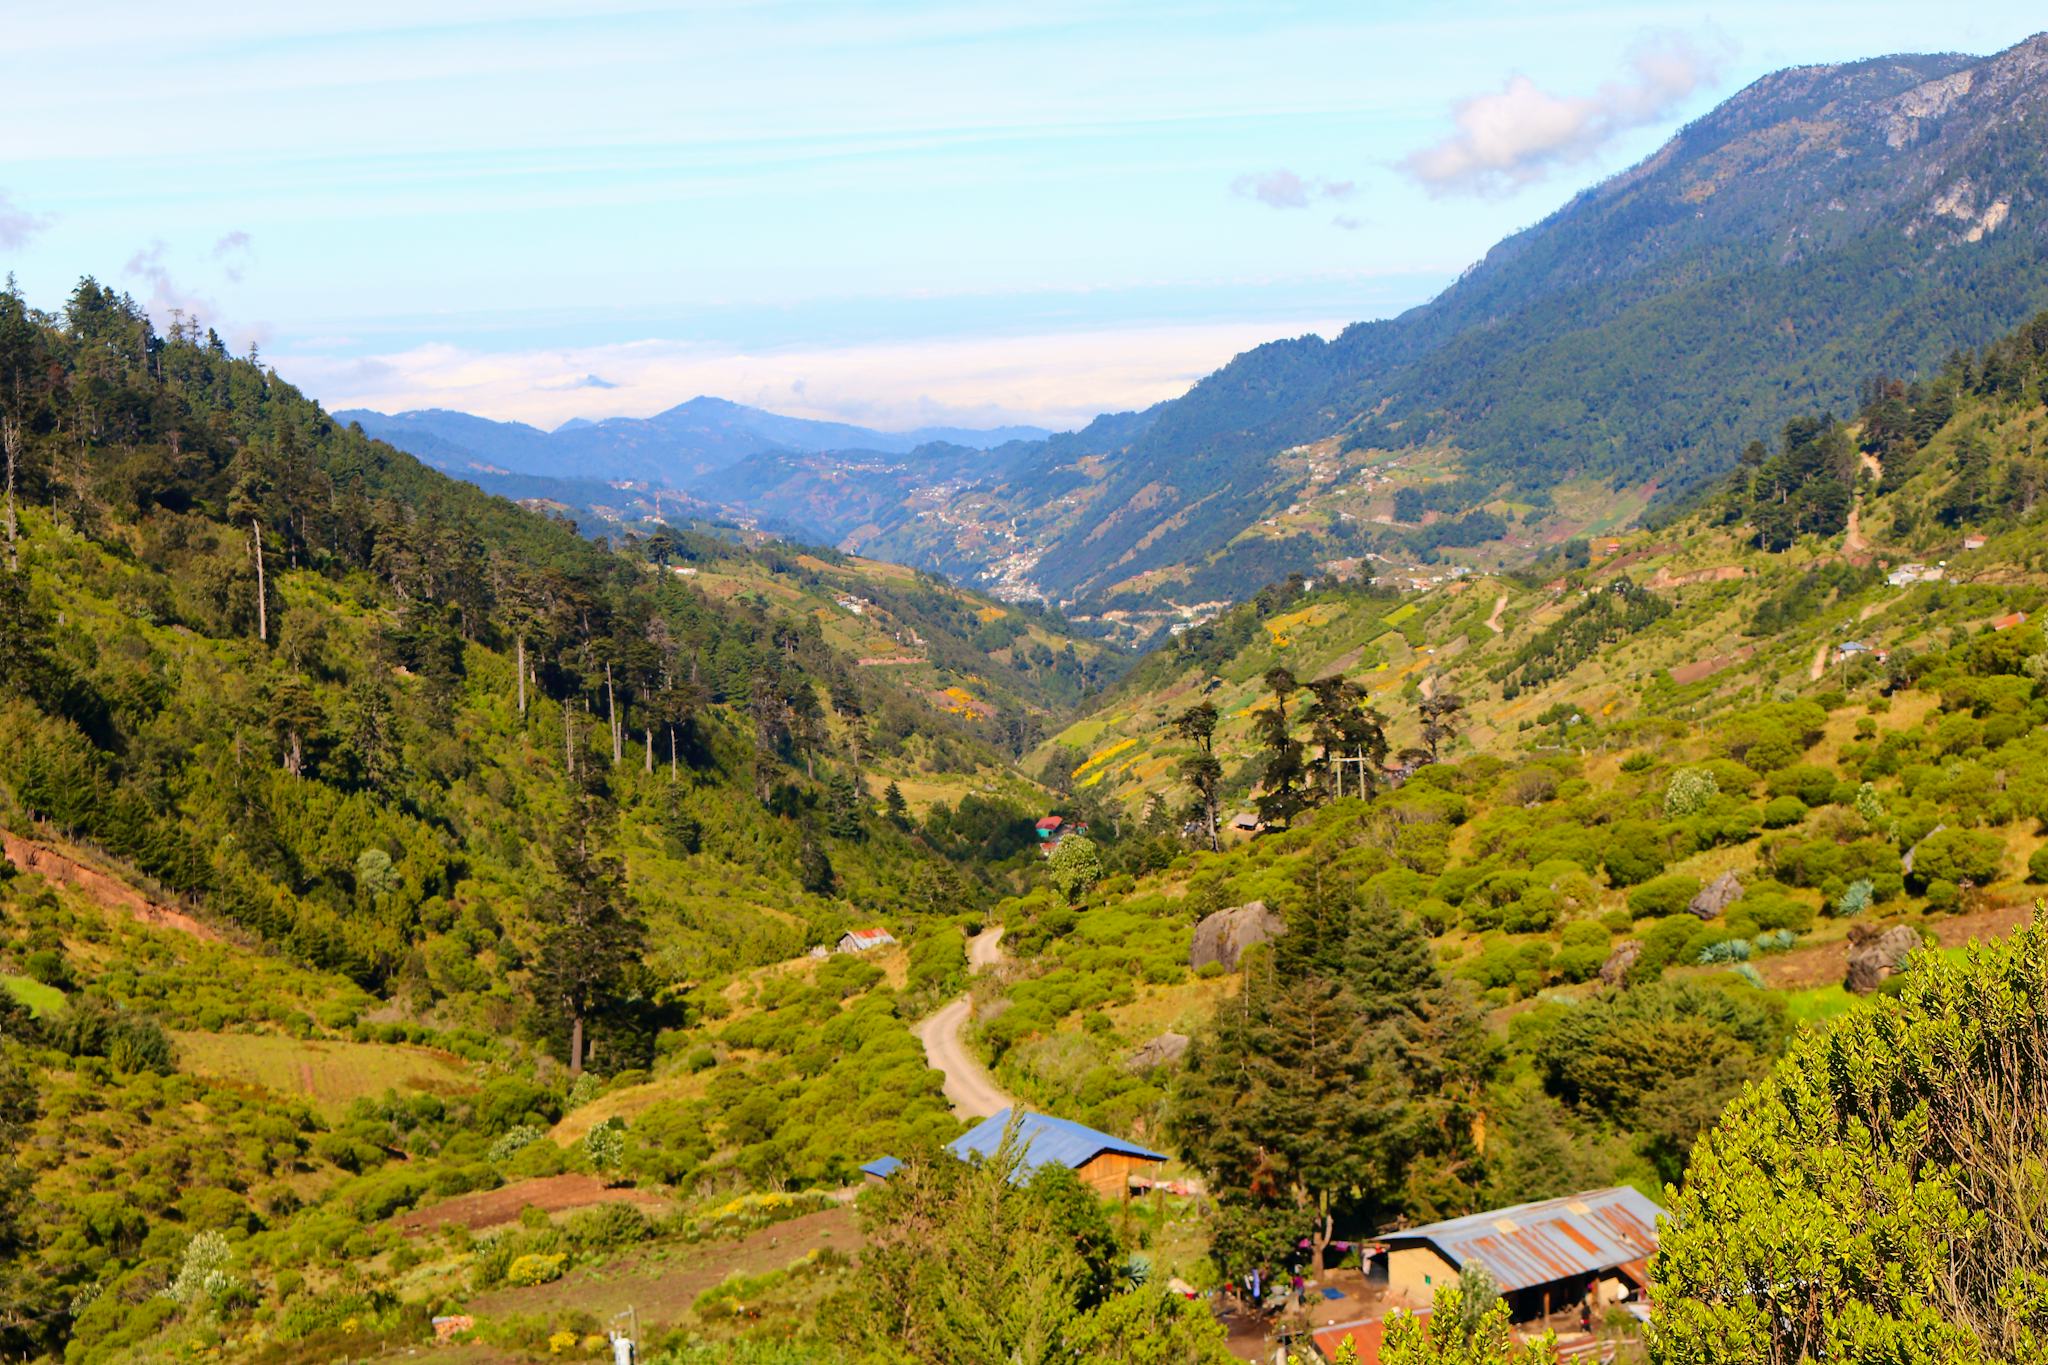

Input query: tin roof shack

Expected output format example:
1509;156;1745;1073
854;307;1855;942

951;1109;1167;1197
1379;1188;1663;1322
835;926;896;954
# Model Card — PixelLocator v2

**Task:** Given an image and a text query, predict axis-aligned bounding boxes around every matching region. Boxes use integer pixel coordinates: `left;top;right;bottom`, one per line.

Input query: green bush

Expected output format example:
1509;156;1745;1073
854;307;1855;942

1628;874;1701;920
1762;796;1808;829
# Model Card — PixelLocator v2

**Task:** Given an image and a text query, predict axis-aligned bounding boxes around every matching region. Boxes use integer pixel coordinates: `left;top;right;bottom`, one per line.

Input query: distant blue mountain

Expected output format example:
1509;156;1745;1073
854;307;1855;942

337;397;1050;486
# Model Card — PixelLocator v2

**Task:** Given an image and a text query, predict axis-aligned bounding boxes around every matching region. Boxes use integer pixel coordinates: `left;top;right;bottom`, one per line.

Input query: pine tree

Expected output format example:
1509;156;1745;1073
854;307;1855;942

532;783;641;1074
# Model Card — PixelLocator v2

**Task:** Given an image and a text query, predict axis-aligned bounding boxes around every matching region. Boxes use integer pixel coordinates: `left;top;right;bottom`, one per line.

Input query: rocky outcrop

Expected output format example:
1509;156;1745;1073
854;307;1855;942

1189;901;1286;972
1845;924;1922;995
1688;871;1743;920
1600;940;1643;987
1126;1032;1191;1073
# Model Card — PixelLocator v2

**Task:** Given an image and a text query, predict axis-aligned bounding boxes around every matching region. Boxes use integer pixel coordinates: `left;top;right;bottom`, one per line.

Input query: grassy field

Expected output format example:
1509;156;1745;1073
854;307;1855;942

172;1031;476;1116
1;974;65;1018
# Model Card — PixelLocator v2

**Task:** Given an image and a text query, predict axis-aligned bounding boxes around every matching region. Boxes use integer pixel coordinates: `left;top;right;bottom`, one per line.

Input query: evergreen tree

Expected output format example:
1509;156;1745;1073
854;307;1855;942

1172;702;1223;851
532;782;641;1074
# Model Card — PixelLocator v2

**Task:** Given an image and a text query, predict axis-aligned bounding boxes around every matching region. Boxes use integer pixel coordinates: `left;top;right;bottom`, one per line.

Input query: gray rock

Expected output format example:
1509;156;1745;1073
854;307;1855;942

1600;940;1643;987
1126;1032;1191;1073
1189;901;1286;971
1688;871;1744;920
1845;924;1921;995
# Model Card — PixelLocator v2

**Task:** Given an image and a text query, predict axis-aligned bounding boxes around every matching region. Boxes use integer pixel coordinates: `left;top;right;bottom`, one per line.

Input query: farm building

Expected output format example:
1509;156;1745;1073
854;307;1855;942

1034;815;1065;840
1379;1187;1663;1322
835;926;896;954
867;1109;1167;1198
951;1109;1167;1196
1993;611;2030;631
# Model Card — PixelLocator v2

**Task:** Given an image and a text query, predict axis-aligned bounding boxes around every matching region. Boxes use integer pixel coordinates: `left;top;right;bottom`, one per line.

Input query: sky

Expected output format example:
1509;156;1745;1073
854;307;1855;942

1;2;2044;434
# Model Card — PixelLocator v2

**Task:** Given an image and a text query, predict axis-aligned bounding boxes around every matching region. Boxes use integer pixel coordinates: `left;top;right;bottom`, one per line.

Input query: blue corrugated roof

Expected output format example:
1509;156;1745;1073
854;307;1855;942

1378;1187;1665;1294
947;1108;1166;1177
860;1156;902;1179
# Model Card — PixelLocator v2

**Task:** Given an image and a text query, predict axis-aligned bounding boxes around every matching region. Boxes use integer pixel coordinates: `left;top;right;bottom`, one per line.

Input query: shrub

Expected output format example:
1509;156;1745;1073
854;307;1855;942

1762;796;1807;829
583;1119;626;1181
2030;846;2048;884
1697;939;1752;965
505;1253;566;1287
1628;874;1701;920
1664;768;1720;818
1751;929;1798;955
161;1230;244;1309
488;1125;544;1163
1833;879;1874;918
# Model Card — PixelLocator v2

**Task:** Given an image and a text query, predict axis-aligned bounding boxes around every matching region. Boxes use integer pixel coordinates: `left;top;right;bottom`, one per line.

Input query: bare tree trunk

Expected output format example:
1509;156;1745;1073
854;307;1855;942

516;635;527;715
569;1014;584;1075
286;730;302;778
564;704;575;777
669;726;677;782
606;663;621;767
2;414;18;572
251;518;267;642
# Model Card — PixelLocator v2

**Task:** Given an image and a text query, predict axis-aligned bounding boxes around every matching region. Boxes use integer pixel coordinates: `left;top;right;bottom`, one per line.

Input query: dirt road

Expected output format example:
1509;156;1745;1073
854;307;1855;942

1485;591;1507;634
915;928;1012;1120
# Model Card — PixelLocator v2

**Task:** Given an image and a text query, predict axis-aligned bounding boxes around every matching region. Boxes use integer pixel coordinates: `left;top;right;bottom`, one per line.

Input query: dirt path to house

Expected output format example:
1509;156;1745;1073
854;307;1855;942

0;828;222;942
1485;591;1508;634
1809;641;1830;682
915;928;1012;1120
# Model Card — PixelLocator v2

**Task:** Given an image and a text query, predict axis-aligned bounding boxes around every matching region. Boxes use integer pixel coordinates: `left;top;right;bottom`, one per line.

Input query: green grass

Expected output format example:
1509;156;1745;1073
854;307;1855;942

172;1031;476;1116
1;974;65;1018
1780;984;1865;1029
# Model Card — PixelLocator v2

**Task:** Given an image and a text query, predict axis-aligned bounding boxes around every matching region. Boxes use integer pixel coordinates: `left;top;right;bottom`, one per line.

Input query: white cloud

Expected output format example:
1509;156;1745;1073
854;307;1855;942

124;240;271;351
1231;168;1355;211
276;318;1354;433
212;230;255;282
0;190;50;249
1402;30;1732;196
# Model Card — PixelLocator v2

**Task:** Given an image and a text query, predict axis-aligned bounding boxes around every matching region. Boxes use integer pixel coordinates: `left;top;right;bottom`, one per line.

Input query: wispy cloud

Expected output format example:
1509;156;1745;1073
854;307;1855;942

0;190;51;249
276;318;1355;434
1231;168;1355;211
212;229;255;282
125;240;270;350
1401;30;1732;196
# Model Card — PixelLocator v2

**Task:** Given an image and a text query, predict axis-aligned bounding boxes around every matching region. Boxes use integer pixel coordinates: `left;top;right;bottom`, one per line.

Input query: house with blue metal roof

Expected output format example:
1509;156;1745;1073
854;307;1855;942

1379;1186;1663;1321
864;1109;1167;1197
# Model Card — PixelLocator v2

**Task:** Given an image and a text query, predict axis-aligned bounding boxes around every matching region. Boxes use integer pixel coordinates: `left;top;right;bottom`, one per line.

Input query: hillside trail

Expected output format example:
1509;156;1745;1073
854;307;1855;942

1810;641;1830;682
915;927;1012;1120
1485;591;1507;634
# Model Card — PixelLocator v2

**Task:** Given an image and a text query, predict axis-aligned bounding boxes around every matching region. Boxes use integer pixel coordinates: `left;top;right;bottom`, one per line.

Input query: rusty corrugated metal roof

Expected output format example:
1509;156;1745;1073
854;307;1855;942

1378;1187;1664;1295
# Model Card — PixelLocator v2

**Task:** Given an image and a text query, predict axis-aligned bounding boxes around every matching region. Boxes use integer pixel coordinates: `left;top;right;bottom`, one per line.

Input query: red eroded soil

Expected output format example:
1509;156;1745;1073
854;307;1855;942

1;828;222;941
1752;899;2038;991
394;1174;673;1235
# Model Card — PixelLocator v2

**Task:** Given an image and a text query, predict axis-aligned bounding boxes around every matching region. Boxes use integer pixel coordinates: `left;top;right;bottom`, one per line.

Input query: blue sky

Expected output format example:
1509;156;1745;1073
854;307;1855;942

2;2;2043;431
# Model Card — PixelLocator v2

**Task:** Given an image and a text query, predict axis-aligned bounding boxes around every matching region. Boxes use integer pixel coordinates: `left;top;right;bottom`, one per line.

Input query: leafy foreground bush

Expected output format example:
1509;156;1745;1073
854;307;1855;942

1656;916;2048;1363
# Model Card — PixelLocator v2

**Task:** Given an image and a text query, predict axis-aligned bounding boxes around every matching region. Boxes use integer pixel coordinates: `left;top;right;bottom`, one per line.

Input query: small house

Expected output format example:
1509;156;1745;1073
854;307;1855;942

1994;611;2030;632
1379;1187;1663;1322
835;926;896;954
949;1108;1167;1197
859;1157;901;1185
1964;535;1987;551
1034;816;1065;841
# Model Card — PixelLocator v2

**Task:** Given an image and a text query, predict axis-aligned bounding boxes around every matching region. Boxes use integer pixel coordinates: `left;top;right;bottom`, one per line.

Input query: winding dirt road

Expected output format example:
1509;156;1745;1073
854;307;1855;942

914;927;1013;1120
1485;591;1508;634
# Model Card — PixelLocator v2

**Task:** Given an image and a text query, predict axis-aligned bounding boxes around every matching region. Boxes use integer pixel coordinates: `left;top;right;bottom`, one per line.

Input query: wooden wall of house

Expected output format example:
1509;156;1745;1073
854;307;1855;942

1073;1152;1160;1197
1386;1245;1459;1303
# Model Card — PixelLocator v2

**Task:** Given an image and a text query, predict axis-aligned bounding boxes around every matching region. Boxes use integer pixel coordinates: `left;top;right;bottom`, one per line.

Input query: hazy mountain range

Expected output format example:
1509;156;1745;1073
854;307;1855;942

354;32;2048;613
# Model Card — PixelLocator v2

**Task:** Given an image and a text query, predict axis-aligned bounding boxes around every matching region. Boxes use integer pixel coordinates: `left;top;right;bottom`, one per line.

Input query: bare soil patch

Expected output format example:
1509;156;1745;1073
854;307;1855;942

1;829;221;941
461;1205;862;1328
395;1175;673;1236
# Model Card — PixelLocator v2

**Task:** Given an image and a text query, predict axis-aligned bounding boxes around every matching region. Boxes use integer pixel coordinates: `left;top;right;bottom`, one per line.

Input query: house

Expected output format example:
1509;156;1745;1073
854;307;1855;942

1312;1313;1418;1365
1887;563;1944;588
1379;1187;1663;1322
1228;811;1263;834
948;1109;1167;1197
1964;535;1987;551
1034;816;1065;841
859;1157;901;1185
835;926;896;954
1993;611;2030;631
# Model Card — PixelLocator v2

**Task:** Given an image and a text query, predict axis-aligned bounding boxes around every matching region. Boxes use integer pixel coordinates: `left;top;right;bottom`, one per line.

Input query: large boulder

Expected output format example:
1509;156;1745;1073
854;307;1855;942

1600;940;1642;987
1845;924;1922;995
1126;1032;1191;1073
1688;871;1743;920
1189;901;1286;971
